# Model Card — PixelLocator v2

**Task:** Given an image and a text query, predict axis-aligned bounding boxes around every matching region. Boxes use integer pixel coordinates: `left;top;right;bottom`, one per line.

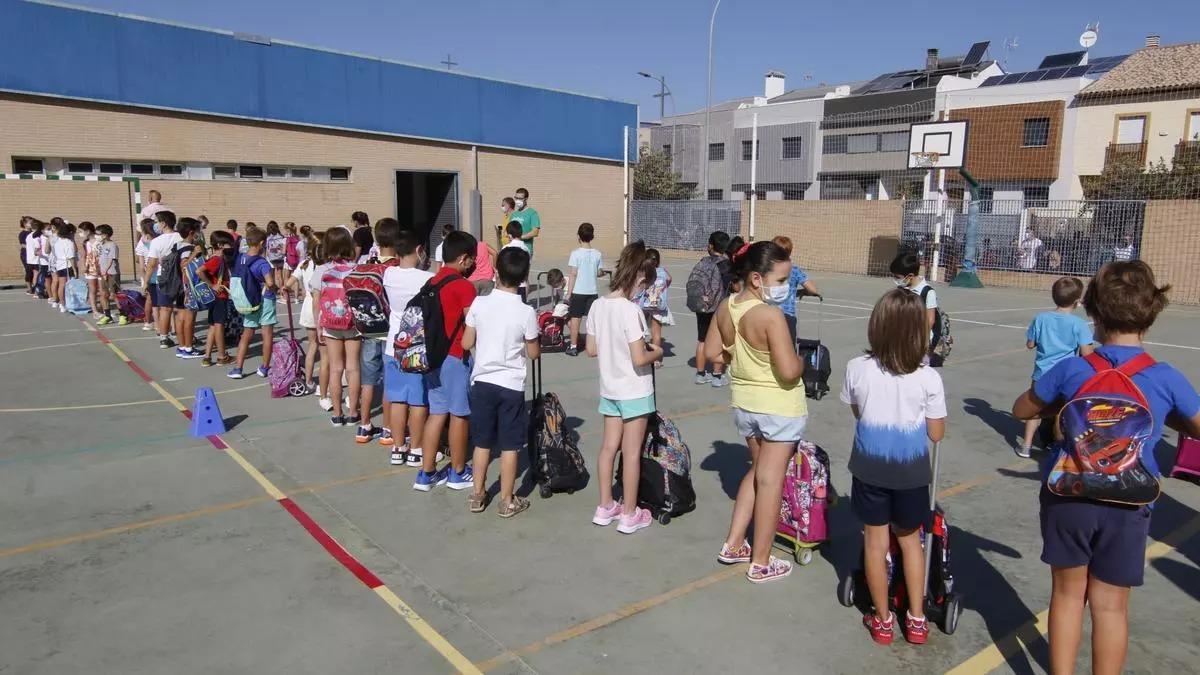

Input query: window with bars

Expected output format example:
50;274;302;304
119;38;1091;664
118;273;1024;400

823;134;848;154
1024;186;1050;208
741;140;760;161
708;143;724;161
707;189;723;200
1023;118;1051;147
978;186;994;214
12;158;43;173
781;136;803;159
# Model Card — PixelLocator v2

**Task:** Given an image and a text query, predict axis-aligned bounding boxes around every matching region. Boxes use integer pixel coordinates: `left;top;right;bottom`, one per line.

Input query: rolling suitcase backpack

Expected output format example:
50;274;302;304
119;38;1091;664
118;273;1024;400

616;368;697;525
268;298;307;398
775;441;832;565
527;357;589;498
1170;434;1200;481
796;298;831;399
65;273;90;314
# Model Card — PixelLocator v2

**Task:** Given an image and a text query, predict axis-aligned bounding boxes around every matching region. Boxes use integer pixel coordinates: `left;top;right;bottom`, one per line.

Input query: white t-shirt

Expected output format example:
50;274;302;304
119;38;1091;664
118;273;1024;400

434;242;444;264
294;261;319;328
586;295;653;401
25;234;41;265
382;266;434;357
53;238;76;271
1017;236;1042;269
96;240;119;276
465;289;538;391
147;232;183;280
908;279;937;309
568;247;603;296
502;239;530;254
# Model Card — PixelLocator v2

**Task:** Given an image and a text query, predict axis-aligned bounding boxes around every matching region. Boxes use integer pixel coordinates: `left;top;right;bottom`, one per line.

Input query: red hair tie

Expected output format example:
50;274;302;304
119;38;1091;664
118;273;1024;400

732;243;751;262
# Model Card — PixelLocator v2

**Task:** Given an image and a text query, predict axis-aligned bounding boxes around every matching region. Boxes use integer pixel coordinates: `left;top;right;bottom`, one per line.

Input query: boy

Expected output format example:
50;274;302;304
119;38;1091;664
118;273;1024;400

173;218;203;359
565;222;603;357
142;211;181;348
890;252;939;357
354;218;403;444
383;224;435;467
689;230;731;386
502;222;530;302
1018;277;1095;457
415;231;479;492
770;235;823;343
432;223;454;272
1012;261;1200;675
93;224;126;325
463;247;540;516
228;228;277;379
200;230;237;367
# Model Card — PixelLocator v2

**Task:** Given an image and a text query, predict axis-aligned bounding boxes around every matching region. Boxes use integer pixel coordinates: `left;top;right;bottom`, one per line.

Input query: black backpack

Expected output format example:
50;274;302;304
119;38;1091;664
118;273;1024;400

158;242;190;300
401;275;464;373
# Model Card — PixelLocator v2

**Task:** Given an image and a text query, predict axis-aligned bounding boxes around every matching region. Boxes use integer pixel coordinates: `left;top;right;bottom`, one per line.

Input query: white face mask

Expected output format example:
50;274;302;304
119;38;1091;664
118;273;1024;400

515;199;526;209
763;284;789;305
500;206;508;213
893;277;909;288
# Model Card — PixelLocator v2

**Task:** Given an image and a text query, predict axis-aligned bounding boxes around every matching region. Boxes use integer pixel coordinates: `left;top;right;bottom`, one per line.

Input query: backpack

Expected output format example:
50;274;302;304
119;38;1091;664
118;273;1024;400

317;262;357;331
528;358;590;497
183;255;217;310
285;235;300;269
266;235;286;262
685;255;725;313
116;290;146;321
920;286;953;359
394;275;464;373
778;442;832;549
229;254;265;315
344;259;399;336
65;277;90;314
158;242;186;300
1046;352;1161;505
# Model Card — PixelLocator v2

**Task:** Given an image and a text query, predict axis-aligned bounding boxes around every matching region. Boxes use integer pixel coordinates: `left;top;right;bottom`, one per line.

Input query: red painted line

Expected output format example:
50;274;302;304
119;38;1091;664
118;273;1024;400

278;497;384;589
207;435;228;450
126;361;153;382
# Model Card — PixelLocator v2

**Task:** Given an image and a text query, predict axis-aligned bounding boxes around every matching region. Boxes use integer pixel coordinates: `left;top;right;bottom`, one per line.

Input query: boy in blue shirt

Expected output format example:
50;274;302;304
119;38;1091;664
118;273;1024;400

1018;277;1095;457
565;222;603;356
228;228;277;379
771;236;822;343
1012;261;1200;675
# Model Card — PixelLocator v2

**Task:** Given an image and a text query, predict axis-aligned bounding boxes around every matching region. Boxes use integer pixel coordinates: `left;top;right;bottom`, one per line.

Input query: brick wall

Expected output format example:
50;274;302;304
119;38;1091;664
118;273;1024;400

0;180;134;279
950;100;1065;181
744;200;905;276
1141;200;1200;305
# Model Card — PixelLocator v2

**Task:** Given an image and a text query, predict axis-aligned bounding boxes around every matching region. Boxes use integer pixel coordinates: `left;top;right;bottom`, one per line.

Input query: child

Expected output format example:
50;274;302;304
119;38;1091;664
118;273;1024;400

415;231;479;492
706;241;807;583
1018;277;1095;457
565;222;604;356
143;211;182;348
842;289;947;644
265;221;287;290
200;230;238;367
173;218;203;359
770;235;823;343
228;227;278;378
94;225;125;325
79;222;100;315
19;217;32;295
286;231;325;395
502;222;530;301
283;221;300;283
382;225;434;467
42;220;58;305
1012;261;1200;675
586;241;661;534
51;221;77;313
310;226;360;421
353;218;404;445
135;220;156;330
466;236;497;296
635;248;672;358
690;231;731;386
463;246;539;516
25;219;45;299
890;252;939;355
432;223;455;272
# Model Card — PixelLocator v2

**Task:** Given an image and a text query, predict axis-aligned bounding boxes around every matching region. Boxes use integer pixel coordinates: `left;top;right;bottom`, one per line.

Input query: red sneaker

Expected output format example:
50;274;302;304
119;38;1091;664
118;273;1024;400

863;611;895;645
904;611;929;645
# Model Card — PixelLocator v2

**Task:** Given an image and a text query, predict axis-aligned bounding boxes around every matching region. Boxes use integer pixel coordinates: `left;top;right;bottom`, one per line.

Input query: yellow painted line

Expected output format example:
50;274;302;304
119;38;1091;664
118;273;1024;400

0;383;265;413
375;585;484;675
149;380;188;412
107;342;132;362
218;444;287;501
938;460;1028;500
945;512;1200;675
476;566;743;671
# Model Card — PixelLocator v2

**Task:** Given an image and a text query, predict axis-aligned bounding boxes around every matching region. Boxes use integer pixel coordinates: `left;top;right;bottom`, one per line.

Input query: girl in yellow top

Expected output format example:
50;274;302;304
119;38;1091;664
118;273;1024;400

705;240;806;583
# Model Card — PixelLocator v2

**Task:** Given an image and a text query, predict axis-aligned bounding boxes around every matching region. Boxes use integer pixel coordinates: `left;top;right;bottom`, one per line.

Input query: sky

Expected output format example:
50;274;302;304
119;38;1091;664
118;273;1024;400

63;0;1200;118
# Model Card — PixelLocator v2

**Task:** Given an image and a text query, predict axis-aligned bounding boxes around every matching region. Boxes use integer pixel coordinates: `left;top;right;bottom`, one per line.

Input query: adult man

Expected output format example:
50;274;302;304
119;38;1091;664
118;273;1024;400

507;188;541;256
1113;234;1136;262
139;190;171;233
1016;231;1043;271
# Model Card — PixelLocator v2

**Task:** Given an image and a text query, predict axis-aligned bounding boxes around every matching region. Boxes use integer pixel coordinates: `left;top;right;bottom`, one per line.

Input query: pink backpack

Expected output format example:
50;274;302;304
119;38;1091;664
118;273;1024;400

777;441;831;545
284;235;300;268
318;262;356;331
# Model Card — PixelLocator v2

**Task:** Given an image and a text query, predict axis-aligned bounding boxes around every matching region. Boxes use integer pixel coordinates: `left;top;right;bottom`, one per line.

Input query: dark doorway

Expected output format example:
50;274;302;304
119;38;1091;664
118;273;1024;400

395;171;459;254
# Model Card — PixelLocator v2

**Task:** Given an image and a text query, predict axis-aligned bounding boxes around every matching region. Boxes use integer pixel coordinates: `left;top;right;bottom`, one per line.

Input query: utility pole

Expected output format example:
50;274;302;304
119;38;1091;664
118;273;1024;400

440;53;458;71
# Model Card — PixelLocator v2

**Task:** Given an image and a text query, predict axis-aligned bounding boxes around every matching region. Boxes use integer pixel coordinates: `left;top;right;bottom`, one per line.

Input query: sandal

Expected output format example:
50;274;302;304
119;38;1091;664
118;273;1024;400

746;556;793;584
717;540;752;564
468;492;488;513
497;496;530;519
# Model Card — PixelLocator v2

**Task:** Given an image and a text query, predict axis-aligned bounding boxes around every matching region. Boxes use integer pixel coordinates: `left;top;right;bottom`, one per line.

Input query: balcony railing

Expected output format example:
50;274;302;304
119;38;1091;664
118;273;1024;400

1175;140;1200;165
1104;141;1147;170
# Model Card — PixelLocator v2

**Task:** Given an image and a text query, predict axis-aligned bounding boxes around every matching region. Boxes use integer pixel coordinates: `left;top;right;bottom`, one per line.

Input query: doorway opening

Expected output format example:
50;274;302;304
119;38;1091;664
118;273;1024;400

395;171;459;255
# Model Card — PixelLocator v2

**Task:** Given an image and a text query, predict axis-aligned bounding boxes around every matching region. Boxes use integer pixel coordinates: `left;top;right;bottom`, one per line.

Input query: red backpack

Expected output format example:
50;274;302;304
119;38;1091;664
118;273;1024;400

344;258;400;336
284;235;300;268
1046;352;1160;505
317;262;356;331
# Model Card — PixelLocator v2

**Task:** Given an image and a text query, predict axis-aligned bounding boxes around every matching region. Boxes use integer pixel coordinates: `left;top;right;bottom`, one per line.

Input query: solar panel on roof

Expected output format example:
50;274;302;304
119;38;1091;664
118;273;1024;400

979;75;1004;87
1064;65;1090;77
999;73;1024;85
963;41;990;66
1042;66;1071;81
1020;70;1048;83
1038;51;1087;69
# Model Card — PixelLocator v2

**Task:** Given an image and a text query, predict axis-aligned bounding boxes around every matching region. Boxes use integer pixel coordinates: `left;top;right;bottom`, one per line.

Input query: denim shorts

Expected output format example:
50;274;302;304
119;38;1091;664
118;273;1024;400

383;354;427;406
598;393;656;420
733;408;807;442
360;338;384;386
425;355;471;417
1039;490;1151;587
243;297;277;329
851;477;930;531
469;381;527;451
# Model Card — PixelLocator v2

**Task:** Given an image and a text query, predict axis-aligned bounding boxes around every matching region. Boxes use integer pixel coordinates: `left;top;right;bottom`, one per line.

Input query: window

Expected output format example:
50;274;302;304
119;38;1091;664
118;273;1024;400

1023;118;1051;147
99;162;124;174
1024;186;1049;209
330;168;351;181
213;166;236;178
129;163;155;175
782;186;805;200
1189;111;1200;141
265;167;288;178
847;133;879;154
290;168;311;179
744;189;765;200
1115;115;1146;144
823;134;848;154
781;136;803;159
977;186;994;214
662;144;671;156
741;139;760;161
238;165;264;179
66;162;95;174
880;132;909;152
13;158;44;173
158;164;184;176
707;189;723;200
708;143;725;161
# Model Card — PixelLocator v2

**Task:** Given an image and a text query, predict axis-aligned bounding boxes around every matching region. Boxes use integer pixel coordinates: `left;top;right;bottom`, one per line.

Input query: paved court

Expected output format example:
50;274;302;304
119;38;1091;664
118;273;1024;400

2;265;1199;675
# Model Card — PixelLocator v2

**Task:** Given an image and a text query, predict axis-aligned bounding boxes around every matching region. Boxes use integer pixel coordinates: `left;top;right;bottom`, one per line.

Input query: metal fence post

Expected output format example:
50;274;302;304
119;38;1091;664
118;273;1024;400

750;112;758;241
623;125;630;246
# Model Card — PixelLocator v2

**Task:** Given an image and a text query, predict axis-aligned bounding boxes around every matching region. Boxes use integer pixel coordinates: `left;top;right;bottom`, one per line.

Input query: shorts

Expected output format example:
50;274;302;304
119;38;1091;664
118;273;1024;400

322;328;360;340
23;262;35;282
146;282;158;308
156;286;184;309
568;293;598;319
270;259;285;269
360;338;385;387
55;268;69;278
102;276;120;294
696;311;715;342
425;355;471;417
733;408;807;442
85;274;99;281
243;297;278;329
598;393;656;420
208;298;234;326
1039;490;1150;587
469;381;527;451
384;354;428;406
851;477;930;531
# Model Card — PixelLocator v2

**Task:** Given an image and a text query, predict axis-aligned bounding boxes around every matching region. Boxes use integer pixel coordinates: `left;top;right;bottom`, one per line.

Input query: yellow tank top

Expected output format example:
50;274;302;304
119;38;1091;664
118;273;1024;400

727;296;808;418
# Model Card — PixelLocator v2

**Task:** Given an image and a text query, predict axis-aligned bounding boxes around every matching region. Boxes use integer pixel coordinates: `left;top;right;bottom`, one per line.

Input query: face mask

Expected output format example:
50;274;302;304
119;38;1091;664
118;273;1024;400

515;199;526;209
500;206;508;213
893;277;909;288
763;285;789;306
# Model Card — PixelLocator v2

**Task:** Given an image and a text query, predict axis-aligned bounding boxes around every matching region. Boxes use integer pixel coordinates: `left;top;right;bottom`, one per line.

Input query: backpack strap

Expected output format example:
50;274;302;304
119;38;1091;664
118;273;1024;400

919;286;932;303
1083;350;1156;378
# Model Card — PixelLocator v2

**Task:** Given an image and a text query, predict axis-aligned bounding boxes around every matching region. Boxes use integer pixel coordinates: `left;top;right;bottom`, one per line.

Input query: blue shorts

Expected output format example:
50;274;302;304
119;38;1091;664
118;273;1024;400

360;339;384;387
156;285;184;308
598;393;656;420
1039;490;1150;587
243;297;278;329
469;381;527;451
384;354;427;406
146;282;158;308
425;355;471;417
733;408;807;442
208;298;234;326
851;477;930;531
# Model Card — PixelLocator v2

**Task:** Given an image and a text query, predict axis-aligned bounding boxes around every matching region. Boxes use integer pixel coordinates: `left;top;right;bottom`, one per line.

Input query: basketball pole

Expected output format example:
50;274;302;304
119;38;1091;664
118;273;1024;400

950;168;984;288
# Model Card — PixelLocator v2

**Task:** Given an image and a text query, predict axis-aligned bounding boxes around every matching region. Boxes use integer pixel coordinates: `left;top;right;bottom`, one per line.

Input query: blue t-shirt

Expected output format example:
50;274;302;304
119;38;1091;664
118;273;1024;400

568;247;603;296
1026;311;1093;380
1034;345;1200;478
237;254;276;301
780;264;809;318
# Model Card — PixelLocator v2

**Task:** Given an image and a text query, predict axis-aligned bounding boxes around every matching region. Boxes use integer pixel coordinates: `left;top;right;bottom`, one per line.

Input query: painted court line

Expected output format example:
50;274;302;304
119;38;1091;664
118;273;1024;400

0;382;265;413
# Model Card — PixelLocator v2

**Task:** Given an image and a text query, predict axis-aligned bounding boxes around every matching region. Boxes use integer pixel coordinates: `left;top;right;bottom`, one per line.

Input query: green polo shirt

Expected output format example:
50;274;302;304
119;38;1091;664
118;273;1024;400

508;207;541;253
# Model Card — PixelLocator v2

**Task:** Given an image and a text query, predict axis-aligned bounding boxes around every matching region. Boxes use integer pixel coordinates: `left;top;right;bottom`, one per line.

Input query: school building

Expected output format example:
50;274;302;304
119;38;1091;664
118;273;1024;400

0;0;637;279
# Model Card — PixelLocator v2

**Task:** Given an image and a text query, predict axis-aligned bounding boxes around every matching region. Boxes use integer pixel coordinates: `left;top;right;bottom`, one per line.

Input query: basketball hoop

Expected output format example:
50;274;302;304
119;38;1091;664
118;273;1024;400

911;151;942;169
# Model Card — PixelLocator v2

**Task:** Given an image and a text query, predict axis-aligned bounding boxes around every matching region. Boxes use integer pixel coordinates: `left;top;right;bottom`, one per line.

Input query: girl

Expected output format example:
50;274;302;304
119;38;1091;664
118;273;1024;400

843;289;946;645
311;227;361;426
19;217;33;296
634;248;672;361
51;221;77;313
725;235;745;295
25;219;46;298
199;230;238;366
79;222;100;315
135;220;156;330
265;221;287;290
286;231;326;400
706;241;806;584
585;241;661;535
282;222;299;287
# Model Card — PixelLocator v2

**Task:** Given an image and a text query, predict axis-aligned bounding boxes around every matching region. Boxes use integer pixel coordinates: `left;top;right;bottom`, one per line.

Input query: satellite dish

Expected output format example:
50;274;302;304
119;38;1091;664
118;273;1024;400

1080;28;1098;49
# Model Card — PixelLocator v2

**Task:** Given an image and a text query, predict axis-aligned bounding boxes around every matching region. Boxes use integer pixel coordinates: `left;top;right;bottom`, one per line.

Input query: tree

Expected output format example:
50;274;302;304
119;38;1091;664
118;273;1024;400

633;145;696;200
1082;153;1200;200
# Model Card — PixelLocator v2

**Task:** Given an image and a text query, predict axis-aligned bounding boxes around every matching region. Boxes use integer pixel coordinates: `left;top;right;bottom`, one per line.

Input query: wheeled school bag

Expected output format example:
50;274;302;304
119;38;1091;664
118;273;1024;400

395;275;463;374
1046;352;1161;505
116;290;146;322
528;357;590;498
775;441;832;565
1172;434;1200;481
621;411;697;525
65;276;90;314
269;299;307;398
796;298;831;399
534;271;568;351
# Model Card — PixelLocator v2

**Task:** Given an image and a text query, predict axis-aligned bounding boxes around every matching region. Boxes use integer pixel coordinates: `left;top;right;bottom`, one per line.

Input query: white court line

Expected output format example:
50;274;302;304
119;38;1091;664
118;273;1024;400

163;377;184;382
949;306;1049;315
0;328;83;337
953;317;1200;351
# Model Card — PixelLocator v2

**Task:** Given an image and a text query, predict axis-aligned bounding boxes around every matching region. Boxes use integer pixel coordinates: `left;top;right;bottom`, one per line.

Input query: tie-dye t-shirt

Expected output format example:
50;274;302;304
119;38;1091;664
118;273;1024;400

840;355;948;489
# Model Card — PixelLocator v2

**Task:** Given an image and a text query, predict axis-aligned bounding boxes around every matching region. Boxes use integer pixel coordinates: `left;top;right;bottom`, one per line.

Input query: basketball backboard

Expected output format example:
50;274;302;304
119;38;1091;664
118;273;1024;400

907;120;969;169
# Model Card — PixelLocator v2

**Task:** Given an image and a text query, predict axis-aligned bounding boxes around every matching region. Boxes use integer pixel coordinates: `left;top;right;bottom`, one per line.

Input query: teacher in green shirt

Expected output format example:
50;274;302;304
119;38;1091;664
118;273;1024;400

508;187;541;256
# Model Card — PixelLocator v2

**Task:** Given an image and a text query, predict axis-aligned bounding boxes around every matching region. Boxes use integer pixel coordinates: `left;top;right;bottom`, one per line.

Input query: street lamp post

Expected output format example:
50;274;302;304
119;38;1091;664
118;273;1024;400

703;0;722;198
638;71;671;120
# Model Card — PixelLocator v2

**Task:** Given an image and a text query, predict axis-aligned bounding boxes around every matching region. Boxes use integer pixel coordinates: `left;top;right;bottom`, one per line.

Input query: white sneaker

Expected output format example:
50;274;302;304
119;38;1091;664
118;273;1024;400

142;323;153;331
59;306;67;313
405;447;446;468
318;397;333;412
390;446;408;466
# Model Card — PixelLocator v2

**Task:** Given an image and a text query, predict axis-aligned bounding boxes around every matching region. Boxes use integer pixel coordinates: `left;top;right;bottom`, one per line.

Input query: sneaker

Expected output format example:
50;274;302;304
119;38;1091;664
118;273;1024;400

178;348;203;360
355;425;382;443
142;323;153;331
117;316;129;326
864;611;896;646
160;336;175;349
378;428;395;446
200;357;214;368
497;496;531;519
96;315;112;325
390;446;408;466
48;300;57;307
255;366;270;378
330;416;348;427
345;415;362;426
318;397;334;412
413;467;448;492
694;371;712;385
446;466;474;490
1015;442;1032;459
616;507;653;534
565;345;579;357
59;305;67;313
405;447;445;468
710;373;729;388
717;540;753;565
227;368;245;379
747;556;793;584
592;501;623;526
904;611;929;645
216;355;234;366
468;492;488;513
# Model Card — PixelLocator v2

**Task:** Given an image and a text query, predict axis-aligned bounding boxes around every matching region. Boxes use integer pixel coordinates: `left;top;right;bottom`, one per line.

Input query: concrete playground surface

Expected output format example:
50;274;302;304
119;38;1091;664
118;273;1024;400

2;265;1199;675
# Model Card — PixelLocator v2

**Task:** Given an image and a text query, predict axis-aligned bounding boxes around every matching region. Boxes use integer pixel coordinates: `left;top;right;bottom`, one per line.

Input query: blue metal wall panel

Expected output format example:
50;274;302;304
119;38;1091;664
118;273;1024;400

0;0;636;161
